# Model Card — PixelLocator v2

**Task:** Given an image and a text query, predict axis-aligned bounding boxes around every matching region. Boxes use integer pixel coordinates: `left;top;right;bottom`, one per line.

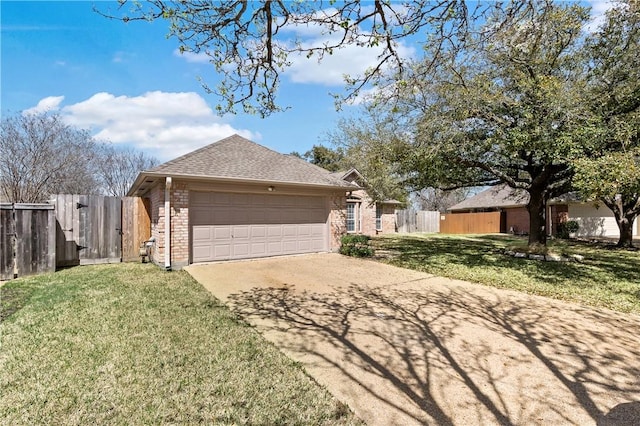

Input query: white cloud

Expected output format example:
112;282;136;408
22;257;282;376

27;92;258;161
585;0;615;32
278;6;415;86
284;39;415;86
22;95;65;115
173;48;211;64
171;9;415;88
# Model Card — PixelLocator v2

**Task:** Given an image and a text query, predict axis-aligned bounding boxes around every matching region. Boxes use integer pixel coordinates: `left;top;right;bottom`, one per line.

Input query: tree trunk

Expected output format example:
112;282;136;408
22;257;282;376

603;197;638;248
615;214;636;248
527;189;547;246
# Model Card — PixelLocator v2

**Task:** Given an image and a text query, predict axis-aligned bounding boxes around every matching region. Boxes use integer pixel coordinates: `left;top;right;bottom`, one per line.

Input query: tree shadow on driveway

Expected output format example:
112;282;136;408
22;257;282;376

227;280;640;425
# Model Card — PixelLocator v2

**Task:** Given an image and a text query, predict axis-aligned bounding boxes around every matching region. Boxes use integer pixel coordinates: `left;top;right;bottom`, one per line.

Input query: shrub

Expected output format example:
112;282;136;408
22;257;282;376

557;220;580;239
339;234;374;257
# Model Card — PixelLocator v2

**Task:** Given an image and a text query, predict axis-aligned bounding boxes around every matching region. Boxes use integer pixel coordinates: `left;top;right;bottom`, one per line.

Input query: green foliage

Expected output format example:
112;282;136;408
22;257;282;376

573;151;640;202
326;112;409;204
340;234;374;257
571;0;640;246
406;2;590;193
344;2;593;247
303;145;345;172
557;220;580;239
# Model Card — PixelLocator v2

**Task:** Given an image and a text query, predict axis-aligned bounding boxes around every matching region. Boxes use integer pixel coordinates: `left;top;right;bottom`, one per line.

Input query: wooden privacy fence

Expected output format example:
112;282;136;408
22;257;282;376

1;203;56;280
396;210;440;233
439;212;502;234
121;197;151;262
53;195;123;266
1;195;151;281
52;194;151;267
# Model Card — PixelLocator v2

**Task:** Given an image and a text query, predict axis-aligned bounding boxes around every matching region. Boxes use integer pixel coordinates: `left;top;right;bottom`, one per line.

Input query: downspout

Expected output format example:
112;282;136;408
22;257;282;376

165;176;172;271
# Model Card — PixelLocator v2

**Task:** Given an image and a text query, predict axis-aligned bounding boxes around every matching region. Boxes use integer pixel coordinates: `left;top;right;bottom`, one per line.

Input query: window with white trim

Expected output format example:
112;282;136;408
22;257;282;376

375;204;383;231
346;202;359;232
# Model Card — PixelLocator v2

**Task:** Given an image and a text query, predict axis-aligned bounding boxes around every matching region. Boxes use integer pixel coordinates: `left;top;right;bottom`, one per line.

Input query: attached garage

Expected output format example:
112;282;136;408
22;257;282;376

127;134;354;269
190;191;329;262
568;203;634;238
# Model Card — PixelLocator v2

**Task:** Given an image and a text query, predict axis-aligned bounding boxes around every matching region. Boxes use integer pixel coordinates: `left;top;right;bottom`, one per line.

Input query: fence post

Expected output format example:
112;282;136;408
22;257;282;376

11;204;18;279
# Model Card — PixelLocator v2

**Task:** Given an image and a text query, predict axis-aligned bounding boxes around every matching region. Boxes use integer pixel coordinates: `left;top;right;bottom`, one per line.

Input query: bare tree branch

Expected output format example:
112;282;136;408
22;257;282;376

96;1;540;117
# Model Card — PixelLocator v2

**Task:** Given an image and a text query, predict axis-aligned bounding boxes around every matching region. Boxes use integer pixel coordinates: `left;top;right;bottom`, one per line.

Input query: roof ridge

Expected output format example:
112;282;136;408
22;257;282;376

146;133;242;173
130;134;355;192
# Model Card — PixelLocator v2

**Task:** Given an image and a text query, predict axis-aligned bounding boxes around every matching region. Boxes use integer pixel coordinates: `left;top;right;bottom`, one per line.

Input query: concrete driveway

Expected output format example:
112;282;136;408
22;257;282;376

186;253;640;426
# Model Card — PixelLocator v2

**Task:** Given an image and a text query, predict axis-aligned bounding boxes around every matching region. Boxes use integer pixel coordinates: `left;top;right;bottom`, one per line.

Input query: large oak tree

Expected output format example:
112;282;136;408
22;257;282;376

404;3;592;246
573;0;640;247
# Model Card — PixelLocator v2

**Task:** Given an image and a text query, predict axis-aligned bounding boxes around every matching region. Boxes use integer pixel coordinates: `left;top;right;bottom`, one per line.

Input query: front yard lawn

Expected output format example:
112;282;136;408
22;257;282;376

0;264;357;425
374;234;640;314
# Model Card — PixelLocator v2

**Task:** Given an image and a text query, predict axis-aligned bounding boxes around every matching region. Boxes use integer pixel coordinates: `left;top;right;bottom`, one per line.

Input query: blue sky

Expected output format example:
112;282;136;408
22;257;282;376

1;1;609;162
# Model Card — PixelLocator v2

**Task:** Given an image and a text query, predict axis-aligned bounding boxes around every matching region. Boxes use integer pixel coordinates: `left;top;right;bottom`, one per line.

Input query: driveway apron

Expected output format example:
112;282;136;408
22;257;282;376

186;253;640;426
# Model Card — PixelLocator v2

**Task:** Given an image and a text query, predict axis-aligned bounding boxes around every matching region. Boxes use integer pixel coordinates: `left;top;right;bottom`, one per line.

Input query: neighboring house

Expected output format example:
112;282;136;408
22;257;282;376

332;169;401;236
448;184;639;238
127;135;394;269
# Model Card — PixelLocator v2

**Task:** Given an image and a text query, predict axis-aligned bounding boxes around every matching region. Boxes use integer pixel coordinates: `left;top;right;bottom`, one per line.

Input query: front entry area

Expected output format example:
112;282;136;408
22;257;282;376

190;191;329;262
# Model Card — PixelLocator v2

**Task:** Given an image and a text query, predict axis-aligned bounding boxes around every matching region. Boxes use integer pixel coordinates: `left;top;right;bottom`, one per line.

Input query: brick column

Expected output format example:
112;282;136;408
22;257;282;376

170;183;189;268
330;195;347;250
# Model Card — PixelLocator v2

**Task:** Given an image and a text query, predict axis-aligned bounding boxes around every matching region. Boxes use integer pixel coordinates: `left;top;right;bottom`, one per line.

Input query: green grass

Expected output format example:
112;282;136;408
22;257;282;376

0;264;358;425
373;234;640;314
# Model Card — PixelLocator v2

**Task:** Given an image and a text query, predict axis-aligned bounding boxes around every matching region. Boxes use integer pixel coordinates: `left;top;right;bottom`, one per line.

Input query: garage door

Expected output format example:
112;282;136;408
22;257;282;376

568;204;619;237
191;192;329;262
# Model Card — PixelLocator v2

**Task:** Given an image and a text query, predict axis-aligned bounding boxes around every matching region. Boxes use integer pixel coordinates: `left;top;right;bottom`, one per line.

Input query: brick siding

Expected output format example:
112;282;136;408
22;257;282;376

330;195;347;250
148;183;164;265
349;189;397;237
505;207;529;235
170;183;189;267
146;180;189;268
380;204;397;234
551;204;569;236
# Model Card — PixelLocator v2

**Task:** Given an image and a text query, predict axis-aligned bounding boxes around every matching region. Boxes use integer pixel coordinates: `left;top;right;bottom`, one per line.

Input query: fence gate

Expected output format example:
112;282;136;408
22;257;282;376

53;195;122;266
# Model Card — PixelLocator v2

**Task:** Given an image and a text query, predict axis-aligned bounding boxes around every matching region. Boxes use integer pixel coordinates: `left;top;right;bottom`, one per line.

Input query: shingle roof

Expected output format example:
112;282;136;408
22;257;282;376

128;134;355;195
448;184;581;211
448;184;529;211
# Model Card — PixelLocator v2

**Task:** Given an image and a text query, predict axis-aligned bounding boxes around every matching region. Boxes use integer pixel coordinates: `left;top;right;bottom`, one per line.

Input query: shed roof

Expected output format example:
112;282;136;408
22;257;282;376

128;134;356;196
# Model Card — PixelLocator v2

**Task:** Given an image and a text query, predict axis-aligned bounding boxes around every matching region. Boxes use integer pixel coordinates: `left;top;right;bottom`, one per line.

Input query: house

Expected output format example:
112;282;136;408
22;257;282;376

127;134;396;269
448;184;639;238
332;169;401;236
